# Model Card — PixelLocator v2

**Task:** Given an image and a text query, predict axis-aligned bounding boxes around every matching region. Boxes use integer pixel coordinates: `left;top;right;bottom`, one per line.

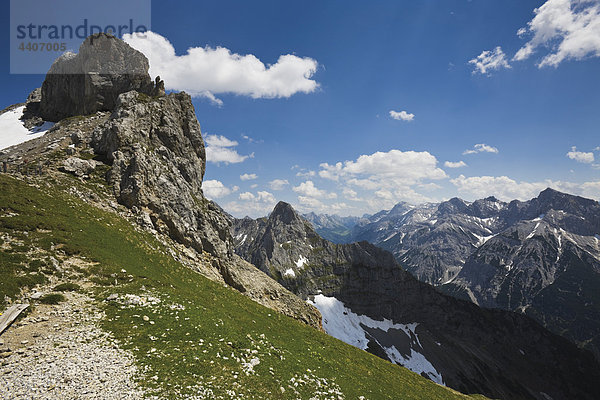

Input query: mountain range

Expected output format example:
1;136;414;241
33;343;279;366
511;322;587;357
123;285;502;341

305;190;600;360
232;201;600;400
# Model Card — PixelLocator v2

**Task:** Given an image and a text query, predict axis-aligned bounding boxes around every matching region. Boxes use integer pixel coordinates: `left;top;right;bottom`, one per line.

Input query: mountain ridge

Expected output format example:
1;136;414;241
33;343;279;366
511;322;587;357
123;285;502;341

305;189;600;360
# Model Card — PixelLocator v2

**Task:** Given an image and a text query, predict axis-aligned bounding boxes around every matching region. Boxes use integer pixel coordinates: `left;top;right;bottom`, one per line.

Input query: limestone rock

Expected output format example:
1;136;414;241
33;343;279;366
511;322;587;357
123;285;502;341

59;157;97;177
91;90;232;258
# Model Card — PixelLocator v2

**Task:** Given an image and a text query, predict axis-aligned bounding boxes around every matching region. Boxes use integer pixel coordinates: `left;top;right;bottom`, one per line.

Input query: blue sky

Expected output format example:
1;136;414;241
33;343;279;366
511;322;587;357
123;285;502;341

1;0;599;217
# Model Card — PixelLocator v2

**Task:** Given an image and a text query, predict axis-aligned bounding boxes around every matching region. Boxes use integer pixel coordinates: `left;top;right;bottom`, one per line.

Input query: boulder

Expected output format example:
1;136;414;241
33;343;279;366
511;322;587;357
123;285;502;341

59;157;97;177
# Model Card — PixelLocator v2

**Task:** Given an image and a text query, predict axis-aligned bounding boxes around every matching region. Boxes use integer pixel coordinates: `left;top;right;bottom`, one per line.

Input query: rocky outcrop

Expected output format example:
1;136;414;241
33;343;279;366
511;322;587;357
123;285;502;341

59;157;98;178
88;91;322;329
233;201;600;400
38;33;163;122
91;90;228;257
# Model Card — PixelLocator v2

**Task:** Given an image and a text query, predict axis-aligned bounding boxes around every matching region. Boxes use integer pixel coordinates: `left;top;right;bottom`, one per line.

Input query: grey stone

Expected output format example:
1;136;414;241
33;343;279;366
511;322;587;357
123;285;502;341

59;157;97;177
30;292;43;300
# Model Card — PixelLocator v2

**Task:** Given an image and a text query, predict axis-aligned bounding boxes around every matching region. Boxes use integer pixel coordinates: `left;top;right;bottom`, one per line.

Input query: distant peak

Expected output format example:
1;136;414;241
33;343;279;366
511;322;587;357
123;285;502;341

389;201;413;215
270;201;302;224
539;187;561;196
536;187;568;202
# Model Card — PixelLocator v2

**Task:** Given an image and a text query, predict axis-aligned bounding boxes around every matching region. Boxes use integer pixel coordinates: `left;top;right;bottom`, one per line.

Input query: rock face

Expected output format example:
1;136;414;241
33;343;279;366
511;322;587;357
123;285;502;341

91;90;228;258
87;90;321;329
38;33;163;122
233;201;600;400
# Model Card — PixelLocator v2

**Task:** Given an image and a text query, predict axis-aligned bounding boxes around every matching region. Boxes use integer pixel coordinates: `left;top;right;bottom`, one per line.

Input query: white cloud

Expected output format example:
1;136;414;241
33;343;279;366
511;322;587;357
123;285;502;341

318;149;446;207
513;0;600;67
224;190;277;218
469;46;511;74
463;143;499;155
241;134;262;144
269;179;289;190
205;134;252;164
123;31;319;105
296;170;316;178
239;192;255;201
451;174;600;201
444;160;467;168
342;187;360;201
240;173;258;181
389;110;415;122
294;196;352;215
257;191;277;203
297;195;324;209
293;180;336;199
566;146;595;163
202;179;234;199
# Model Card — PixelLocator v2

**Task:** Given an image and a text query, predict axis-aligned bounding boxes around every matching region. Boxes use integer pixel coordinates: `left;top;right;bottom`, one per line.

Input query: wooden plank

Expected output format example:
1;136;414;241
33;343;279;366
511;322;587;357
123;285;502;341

0;303;29;336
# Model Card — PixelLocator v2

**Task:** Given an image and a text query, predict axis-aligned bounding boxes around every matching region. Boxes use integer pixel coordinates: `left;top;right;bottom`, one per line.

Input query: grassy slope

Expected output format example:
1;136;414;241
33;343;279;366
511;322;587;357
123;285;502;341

0;174;485;399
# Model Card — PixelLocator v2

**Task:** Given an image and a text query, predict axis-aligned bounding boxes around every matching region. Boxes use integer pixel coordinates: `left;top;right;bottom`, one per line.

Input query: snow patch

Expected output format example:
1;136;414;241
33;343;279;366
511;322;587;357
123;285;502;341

295;255;308;268
283;268;296;278
0;106;54;150
556;232;563;263
473;233;496;247
531;214;545;222
308;294;443;385
526;222;541;240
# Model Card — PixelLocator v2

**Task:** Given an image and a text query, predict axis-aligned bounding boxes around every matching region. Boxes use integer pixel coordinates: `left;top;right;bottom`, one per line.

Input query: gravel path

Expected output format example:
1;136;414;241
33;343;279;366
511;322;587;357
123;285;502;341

0;292;150;399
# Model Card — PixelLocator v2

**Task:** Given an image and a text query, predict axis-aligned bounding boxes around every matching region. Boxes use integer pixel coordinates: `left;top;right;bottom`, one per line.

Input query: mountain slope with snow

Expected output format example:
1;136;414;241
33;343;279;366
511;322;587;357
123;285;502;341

231;201;600;400
343;190;600;360
0;105;54;150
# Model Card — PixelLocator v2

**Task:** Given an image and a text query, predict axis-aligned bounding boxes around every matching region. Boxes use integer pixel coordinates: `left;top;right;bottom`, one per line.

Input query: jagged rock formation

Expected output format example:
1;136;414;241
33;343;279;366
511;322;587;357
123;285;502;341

37;33;163;122
91;90;230;258
233;201;600;400
343;189;600;359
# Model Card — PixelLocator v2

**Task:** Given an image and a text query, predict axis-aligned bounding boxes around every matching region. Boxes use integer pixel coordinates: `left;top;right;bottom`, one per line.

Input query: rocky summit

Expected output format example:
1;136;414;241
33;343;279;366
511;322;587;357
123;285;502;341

232;201;600;400
35;33;164;122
